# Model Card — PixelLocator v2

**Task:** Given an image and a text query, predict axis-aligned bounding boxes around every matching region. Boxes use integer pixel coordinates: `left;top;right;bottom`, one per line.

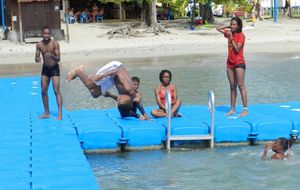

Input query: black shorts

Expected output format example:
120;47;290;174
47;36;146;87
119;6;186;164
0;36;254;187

42;64;60;78
235;63;246;70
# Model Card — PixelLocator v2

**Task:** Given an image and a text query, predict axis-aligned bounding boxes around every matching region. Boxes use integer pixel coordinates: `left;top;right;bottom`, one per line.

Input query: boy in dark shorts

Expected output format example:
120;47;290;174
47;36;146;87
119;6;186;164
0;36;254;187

35;26;62;120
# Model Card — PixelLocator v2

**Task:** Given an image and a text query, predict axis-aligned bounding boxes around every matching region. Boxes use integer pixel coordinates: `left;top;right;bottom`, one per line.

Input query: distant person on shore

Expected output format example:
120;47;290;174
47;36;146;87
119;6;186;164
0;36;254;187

66;61;146;119
92;3;99;22
151;70;181;118
216;17;248;117
35;26;62;120
262;137;293;160
105;76;150;120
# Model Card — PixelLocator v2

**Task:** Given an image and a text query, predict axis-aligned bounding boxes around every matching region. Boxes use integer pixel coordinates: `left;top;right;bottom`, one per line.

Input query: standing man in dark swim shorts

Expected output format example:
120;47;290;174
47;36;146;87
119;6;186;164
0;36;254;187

35;26;63;120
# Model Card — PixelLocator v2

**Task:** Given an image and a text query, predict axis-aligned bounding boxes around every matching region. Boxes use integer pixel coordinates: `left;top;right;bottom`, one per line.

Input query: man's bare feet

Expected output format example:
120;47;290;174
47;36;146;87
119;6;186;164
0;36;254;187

38;113;50;119
66;66;80;82
56;115;63;120
239;110;248;117
225;110;235;116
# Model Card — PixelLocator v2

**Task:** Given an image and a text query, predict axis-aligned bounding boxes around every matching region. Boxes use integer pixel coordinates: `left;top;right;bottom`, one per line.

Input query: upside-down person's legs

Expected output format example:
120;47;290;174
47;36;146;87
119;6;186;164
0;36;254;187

67;65;102;98
226;68;237;116
235;68;248;117
52;76;63;120
114;67;135;97
39;75;50;119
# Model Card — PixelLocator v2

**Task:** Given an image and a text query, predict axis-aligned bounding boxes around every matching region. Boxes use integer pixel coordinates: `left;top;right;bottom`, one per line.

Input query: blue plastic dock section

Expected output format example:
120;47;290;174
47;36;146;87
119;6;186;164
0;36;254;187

1;76;300;189
0;77;99;190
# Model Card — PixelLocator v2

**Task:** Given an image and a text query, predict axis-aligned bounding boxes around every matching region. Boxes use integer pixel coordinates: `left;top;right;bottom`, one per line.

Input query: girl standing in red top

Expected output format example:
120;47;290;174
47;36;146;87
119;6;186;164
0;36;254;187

217;17;248;117
151;70;181;118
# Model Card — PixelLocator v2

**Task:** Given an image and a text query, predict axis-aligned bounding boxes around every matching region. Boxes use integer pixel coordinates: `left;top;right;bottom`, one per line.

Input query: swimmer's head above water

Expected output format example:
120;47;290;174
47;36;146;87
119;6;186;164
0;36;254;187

262;137;294;160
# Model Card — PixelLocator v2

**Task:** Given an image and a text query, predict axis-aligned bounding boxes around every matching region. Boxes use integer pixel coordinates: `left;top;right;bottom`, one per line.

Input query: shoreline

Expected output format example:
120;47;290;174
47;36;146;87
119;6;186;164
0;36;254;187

1;41;300;66
0;18;300;66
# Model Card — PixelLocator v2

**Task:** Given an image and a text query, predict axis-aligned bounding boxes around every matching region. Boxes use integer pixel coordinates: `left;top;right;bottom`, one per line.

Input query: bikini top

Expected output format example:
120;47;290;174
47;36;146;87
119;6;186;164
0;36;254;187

158;84;175;105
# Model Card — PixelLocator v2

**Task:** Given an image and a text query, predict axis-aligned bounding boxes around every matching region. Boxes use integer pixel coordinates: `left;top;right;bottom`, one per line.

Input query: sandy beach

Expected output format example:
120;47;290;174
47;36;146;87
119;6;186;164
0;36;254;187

0;17;300;67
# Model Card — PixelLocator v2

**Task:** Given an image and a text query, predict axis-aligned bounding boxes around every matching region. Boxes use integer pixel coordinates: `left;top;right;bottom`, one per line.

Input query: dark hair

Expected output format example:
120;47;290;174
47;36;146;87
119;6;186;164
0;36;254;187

277;137;293;152
131;76;140;83
117;97;133;117
42;26;51;33
159;70;172;83
231;17;243;33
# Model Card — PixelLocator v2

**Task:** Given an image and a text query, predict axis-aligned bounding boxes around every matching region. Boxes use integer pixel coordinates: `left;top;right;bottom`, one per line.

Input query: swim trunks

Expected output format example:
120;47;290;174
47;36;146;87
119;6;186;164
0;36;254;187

41;63;60;78
235;63;246;70
94;61;123;94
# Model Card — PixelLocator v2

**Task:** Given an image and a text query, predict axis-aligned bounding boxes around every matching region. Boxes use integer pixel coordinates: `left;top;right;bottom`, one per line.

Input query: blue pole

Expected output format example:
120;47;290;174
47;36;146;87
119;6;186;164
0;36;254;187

273;0;277;22
1;0;5;32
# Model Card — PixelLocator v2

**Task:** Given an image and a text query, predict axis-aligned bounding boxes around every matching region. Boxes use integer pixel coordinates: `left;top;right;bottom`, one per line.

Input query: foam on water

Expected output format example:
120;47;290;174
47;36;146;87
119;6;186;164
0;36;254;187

290;55;300;60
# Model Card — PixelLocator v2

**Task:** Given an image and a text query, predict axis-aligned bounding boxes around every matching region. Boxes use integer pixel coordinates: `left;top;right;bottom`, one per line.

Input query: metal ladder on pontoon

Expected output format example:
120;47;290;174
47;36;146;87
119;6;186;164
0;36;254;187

165;90;215;149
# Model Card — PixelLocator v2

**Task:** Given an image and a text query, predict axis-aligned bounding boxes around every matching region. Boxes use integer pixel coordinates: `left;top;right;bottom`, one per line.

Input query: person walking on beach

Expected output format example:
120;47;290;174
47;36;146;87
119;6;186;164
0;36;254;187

151;70;181;118
216;17;248;117
66;61;139;117
35;26;62;120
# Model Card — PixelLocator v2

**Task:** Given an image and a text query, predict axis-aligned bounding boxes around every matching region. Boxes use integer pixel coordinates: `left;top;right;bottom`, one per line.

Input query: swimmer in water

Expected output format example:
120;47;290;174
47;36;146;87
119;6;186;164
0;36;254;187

262;137;293;160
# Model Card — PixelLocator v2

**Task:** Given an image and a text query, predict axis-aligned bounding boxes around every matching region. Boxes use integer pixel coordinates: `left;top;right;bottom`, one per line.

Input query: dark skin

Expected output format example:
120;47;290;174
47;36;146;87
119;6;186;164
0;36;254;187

151;72;181;118
35;28;62;120
104;79;150;120
216;20;248;117
262;140;288;160
66;65;136;100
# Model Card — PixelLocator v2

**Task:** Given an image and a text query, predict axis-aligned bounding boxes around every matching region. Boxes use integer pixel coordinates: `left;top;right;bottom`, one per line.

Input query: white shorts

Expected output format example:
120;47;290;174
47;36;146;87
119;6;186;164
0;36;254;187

94;61;122;94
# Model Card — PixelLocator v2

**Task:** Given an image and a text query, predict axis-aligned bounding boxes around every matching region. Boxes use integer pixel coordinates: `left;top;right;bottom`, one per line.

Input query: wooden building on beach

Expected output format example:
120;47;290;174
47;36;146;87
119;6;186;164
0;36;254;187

4;0;64;42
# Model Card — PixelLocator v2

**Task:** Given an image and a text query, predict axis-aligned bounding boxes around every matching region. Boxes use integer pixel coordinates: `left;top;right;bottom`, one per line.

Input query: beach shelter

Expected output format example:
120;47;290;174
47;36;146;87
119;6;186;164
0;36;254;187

5;0;64;42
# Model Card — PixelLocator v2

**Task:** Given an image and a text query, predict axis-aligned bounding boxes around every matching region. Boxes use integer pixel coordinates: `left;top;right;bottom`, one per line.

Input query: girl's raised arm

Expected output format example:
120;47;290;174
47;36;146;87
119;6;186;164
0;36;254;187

216;25;230;34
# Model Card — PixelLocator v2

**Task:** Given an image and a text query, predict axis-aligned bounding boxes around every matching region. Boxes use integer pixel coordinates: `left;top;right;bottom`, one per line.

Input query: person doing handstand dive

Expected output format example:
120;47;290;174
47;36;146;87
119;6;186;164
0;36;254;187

105;76;150;120
66;61;145;118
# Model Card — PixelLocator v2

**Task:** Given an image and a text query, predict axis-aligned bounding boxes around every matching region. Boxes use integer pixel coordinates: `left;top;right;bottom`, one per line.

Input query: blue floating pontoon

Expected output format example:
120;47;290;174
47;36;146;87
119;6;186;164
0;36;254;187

0;76;99;190
1;76;300;189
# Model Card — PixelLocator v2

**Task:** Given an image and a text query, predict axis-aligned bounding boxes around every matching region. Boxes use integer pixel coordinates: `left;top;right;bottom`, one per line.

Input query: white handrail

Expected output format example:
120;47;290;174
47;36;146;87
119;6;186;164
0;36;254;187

208;90;215;148
165;91;172;150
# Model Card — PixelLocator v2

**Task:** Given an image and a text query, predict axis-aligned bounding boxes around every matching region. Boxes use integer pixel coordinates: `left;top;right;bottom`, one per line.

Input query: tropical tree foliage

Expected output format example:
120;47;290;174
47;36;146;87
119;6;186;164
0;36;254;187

97;0;252;26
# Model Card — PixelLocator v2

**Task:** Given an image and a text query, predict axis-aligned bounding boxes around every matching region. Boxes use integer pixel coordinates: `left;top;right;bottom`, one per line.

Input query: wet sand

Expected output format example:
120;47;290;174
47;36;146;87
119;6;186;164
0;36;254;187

0;63;41;77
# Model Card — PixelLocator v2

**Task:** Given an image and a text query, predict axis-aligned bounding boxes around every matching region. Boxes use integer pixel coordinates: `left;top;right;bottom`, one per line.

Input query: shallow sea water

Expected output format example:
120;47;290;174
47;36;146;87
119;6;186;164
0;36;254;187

60;52;300;190
87;144;300;190
61;52;300;110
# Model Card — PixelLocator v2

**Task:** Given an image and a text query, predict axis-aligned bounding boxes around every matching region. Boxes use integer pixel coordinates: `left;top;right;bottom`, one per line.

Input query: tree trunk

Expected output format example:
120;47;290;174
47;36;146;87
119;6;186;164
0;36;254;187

191;1;197;23
199;0;214;24
143;0;157;27
255;0;263;21
284;0;292;17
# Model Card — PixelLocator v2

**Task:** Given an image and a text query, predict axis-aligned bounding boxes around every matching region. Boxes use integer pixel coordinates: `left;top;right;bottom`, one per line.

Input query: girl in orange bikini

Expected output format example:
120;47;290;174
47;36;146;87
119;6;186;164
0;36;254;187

151;70;181;118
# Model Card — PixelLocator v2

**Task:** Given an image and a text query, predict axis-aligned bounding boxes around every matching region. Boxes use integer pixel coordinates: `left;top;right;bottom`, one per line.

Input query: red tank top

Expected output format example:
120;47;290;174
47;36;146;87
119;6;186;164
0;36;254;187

159;84;175;105
225;32;245;68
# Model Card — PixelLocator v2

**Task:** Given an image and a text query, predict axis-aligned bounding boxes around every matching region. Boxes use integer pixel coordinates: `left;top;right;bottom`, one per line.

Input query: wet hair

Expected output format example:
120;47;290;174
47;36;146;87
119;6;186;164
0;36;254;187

41;26;51;33
231;17;243;33
159;70;172;83
131;76;140;83
277;137;293;152
117;96;134;117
